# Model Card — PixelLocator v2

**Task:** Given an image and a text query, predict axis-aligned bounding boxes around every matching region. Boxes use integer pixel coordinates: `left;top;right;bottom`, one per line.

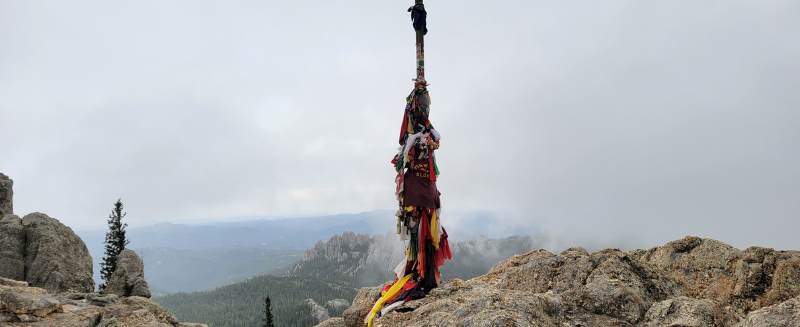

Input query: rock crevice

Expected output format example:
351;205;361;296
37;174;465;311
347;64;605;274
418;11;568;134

0;213;95;294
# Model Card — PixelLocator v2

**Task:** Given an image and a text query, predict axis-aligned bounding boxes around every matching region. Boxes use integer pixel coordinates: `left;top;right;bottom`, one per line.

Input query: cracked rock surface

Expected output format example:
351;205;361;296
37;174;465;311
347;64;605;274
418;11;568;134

329;236;800;327
0;213;94;294
0;277;207;327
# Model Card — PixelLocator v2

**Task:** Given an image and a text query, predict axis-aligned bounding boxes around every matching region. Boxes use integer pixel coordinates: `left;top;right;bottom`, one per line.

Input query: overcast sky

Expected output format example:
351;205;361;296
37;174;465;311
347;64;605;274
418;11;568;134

1;1;798;250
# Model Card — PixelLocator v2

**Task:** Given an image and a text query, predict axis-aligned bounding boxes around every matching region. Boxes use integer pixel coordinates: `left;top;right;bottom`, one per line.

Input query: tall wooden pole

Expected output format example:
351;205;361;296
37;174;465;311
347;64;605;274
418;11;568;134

415;0;425;82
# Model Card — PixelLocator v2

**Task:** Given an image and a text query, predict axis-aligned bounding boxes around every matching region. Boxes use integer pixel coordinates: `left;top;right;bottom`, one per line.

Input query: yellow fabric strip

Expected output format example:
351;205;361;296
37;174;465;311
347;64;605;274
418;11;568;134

430;210;439;249
367;273;415;327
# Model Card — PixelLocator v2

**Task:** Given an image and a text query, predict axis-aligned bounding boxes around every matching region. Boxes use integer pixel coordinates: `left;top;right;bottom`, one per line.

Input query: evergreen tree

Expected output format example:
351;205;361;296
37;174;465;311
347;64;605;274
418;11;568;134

99;198;130;291
262;295;275;327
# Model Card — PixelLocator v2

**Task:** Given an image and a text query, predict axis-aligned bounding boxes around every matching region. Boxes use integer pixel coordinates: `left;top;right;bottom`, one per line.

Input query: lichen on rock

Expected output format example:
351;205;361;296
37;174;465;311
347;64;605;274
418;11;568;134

330;236;800;327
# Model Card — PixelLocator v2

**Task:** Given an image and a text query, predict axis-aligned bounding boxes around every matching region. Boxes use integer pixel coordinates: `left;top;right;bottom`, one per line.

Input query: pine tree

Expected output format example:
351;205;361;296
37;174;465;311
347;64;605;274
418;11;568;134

99;198;130;291
262;295;275;327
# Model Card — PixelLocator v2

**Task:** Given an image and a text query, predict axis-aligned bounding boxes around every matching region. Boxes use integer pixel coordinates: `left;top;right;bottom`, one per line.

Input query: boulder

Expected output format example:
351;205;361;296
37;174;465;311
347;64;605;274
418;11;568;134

0;173;12;217
0;215;26;281
104;250;151;298
631;236;740;300
371;279;559;327
23;305;104;327
1;213;95;294
0;279;205;327
122;296;179;325
330;237;800;327
0;278;28;288
325;298;350;315
480;247;684;325
342;282;387;327
734;296;800;327
642;297;723;327
307;299;331;324
733;246;775;299
315;317;345;327
632;236;800;315
21;212;95;294
0;277;63;320
760;255;800;306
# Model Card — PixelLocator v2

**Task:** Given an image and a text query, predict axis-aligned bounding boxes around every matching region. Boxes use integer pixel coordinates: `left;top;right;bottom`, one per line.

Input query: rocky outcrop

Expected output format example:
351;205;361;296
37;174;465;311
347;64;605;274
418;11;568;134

0;277;207;326
0;215;26;281
325;299;350;313
0;176;95;294
315;317;345;327
0;277;62;322
0;173;12;217
631;236;800;323
333;236;800;327
0;177;202;326
303;232;371;262
307;299;331;324
305;298;353;325
642;297;722;327
0;213;95;294
287;232;371;278
734;296;800;327
104;250;151;298
342;281;390;327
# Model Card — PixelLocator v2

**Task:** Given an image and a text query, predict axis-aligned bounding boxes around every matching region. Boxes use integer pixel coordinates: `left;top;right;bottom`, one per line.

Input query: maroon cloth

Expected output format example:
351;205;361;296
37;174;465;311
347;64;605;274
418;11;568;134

402;161;440;209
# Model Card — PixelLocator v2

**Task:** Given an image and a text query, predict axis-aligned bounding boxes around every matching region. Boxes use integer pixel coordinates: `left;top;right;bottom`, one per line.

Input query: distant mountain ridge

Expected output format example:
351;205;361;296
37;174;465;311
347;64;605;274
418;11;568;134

285;231;547;287
78;210;396;251
77;210;515;293
76;211;397;293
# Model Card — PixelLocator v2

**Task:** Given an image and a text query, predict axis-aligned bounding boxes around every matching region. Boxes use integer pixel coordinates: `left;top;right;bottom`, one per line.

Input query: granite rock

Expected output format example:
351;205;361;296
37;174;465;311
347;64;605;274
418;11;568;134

734;295;800;327
21;212;95;294
104;250;151;298
642;297;723;327
0;277;205;326
0;215;25;281
0;174;12;217
330;237;800;327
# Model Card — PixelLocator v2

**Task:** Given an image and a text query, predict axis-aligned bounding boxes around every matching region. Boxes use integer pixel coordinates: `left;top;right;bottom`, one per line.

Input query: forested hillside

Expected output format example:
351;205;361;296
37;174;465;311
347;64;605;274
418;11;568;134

155;275;356;327
155;233;545;327
76;211;396;292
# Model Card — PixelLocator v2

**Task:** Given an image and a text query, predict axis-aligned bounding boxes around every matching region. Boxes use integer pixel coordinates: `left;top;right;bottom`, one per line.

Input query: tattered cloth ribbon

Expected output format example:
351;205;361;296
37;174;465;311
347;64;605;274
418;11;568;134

365;273;415;327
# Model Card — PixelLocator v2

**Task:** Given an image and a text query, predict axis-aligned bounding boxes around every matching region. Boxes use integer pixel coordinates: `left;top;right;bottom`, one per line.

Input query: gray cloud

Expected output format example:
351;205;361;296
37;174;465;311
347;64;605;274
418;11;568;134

1;1;798;251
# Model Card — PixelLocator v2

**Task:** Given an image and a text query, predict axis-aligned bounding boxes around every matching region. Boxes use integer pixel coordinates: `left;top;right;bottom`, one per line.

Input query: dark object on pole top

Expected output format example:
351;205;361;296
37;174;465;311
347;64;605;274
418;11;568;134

408;0;428;37
408;0;427;82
